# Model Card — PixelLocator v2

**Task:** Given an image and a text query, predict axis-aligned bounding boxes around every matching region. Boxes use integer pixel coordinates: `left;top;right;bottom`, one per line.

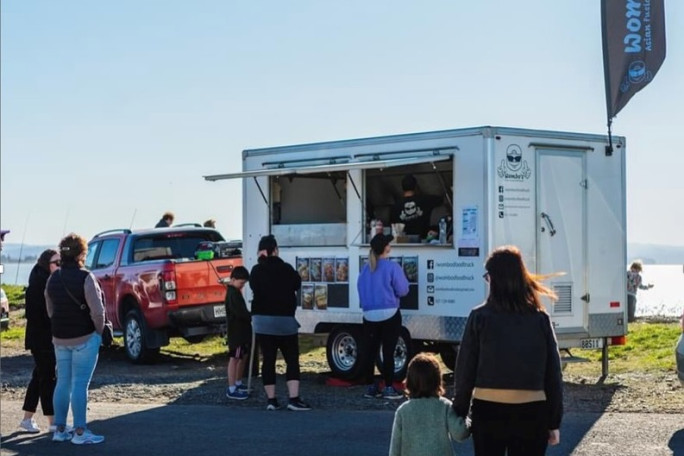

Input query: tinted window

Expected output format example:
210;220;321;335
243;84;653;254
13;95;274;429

85;242;100;270
95;239;120;269
131;231;224;262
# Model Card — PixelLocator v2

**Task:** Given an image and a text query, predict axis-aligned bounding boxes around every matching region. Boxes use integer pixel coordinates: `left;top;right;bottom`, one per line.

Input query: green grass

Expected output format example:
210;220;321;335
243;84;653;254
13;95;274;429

1;284;26;308
564;320;680;375
162;333;326;359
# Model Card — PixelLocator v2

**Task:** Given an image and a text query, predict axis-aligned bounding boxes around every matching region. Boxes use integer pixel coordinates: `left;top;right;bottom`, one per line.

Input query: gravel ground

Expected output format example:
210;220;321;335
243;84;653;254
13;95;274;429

1;339;682;414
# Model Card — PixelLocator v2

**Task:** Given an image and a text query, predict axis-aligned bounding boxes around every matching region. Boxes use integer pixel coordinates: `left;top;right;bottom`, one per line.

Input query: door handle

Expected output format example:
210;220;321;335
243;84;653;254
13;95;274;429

540;212;557;237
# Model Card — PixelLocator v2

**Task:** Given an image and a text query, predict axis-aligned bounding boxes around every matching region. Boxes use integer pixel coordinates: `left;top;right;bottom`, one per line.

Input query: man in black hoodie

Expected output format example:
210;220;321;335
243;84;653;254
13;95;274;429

249;235;311;411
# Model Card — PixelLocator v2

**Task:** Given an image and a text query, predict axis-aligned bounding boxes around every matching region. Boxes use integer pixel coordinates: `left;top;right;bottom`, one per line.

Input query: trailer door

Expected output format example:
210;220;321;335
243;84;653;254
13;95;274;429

536;149;587;332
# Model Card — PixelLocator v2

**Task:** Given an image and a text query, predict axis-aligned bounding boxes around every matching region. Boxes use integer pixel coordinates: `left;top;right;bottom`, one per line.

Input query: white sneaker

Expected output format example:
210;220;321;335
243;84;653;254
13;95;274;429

52;429;73;442
71;429;104;445
19;418;41;433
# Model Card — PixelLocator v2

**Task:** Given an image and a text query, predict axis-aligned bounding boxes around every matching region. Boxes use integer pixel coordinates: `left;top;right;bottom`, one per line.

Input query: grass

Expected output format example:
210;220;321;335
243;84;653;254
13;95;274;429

1;284;26;308
563;320;680;376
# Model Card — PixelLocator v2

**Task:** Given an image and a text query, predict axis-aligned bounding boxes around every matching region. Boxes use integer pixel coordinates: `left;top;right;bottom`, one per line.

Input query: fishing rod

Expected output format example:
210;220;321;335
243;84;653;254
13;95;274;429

14;213;30;285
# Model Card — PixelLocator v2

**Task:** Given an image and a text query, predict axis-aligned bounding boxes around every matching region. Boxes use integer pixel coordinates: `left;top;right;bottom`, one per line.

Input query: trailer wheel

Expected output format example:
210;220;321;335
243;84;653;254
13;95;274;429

123;310;159;364
326;326;362;380
439;344;459;372
377;327;412;380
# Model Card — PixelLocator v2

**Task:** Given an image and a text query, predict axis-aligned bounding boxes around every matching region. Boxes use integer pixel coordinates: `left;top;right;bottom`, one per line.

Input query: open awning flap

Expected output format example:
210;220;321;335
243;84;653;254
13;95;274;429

204;154;451;181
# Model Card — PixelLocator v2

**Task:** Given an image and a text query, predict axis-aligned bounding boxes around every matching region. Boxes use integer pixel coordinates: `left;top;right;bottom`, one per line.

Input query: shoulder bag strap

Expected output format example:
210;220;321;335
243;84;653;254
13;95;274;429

58;269;87;311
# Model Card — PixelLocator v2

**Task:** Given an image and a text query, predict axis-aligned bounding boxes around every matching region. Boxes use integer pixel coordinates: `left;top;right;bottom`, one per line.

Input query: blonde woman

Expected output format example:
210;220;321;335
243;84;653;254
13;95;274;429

45;233;106;444
357;233;409;400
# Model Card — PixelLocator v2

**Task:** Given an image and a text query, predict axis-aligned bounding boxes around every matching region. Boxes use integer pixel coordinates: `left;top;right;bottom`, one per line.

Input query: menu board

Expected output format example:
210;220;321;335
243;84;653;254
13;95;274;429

296;257;310;282
301;283;314;310
296;256;350;309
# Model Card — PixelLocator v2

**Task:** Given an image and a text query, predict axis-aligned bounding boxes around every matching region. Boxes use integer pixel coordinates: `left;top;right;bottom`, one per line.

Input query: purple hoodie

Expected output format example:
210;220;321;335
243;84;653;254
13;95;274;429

357;258;409;312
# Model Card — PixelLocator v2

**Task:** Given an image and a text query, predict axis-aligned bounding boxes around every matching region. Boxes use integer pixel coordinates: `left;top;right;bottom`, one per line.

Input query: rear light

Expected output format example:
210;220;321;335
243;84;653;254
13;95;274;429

159;266;177;304
609;301;620;308
610;335;627;346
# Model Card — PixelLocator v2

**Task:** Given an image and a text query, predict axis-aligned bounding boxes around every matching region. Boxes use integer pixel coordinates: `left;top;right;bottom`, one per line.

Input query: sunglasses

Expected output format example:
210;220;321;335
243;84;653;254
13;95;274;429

50;260;61;266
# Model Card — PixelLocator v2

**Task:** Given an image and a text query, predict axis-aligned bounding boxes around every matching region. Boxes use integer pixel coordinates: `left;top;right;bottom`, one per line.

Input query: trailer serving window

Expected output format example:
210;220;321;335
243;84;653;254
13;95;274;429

364;156;453;244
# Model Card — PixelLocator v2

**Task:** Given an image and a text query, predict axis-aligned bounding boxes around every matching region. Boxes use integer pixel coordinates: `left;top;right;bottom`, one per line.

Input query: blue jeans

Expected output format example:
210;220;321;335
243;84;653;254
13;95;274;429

53;333;100;429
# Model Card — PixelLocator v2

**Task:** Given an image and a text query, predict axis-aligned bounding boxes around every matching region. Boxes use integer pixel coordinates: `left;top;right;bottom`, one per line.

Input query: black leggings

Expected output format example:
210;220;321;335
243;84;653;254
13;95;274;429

257;333;301;386
22;348;56;415
471;399;550;456
361;310;402;386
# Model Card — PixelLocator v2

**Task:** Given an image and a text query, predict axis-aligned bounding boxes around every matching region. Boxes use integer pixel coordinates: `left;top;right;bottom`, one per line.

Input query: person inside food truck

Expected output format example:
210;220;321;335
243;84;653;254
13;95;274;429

391;174;444;239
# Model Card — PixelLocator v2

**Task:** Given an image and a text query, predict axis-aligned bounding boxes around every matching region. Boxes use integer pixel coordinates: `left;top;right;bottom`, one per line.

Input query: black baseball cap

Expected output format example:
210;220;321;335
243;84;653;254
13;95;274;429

370;233;394;255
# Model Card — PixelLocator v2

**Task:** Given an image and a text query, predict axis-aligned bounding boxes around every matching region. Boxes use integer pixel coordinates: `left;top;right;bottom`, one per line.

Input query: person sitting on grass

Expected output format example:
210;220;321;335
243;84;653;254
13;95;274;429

389;353;469;456
225;266;252;400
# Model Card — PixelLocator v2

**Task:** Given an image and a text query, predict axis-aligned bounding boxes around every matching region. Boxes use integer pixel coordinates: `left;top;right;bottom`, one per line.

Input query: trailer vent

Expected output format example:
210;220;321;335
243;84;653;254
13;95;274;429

552;284;572;313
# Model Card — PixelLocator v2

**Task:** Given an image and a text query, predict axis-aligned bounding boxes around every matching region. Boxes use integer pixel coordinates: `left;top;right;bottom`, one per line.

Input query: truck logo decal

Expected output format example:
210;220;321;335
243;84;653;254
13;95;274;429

497;144;531;181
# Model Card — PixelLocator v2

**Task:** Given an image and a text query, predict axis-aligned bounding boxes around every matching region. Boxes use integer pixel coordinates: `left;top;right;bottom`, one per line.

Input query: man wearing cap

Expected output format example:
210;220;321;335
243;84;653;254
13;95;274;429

357;233;409;400
249;235;311;411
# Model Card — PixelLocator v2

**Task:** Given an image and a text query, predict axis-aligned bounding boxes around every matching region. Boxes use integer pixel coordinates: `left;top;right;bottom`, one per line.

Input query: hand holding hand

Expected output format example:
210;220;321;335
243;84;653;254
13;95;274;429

548;429;560;446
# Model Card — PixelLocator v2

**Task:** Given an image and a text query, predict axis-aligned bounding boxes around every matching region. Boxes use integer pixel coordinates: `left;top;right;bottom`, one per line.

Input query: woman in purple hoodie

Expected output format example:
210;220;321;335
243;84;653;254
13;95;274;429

357;233;409;400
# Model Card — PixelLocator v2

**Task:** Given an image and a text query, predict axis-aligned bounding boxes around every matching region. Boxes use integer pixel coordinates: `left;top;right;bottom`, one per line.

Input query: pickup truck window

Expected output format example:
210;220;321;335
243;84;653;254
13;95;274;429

95;239;120;269
131;233;224;263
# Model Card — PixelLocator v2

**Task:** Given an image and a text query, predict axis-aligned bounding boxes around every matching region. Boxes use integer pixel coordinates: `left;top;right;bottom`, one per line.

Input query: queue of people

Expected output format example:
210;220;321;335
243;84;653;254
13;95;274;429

15;227;563;454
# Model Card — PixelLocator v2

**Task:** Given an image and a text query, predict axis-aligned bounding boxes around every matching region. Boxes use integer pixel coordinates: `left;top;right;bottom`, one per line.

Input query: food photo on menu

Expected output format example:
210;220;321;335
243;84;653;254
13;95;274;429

402;256;418;283
322;258;335;282
310;258;322;282
301;283;314;310
314;284;328;310
335;258;349;282
297;257;310;281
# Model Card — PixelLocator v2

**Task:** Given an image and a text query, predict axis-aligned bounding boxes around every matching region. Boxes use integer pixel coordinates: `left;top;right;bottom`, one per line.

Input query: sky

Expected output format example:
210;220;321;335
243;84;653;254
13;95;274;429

1;0;682;248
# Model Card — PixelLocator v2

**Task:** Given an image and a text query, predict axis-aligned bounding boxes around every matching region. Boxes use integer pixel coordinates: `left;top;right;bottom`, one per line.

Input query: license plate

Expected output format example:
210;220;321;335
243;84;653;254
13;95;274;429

580;338;603;349
213;305;226;318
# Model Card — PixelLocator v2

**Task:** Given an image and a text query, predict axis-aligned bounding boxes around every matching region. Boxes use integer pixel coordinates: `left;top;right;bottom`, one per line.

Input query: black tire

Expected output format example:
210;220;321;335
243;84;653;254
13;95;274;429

376;327;413;380
326;325;363;380
123;310;160;364
439;343;459;372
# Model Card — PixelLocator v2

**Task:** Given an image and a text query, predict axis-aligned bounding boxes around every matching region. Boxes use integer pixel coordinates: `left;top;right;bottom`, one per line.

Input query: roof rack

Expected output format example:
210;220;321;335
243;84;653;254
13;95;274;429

92;229;132;238
173;223;203;228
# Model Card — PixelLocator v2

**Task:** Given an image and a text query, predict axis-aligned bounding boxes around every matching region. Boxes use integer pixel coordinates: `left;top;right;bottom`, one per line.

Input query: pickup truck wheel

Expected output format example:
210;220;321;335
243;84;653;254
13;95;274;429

326;326;363;380
124;310;159;364
376;327;412;380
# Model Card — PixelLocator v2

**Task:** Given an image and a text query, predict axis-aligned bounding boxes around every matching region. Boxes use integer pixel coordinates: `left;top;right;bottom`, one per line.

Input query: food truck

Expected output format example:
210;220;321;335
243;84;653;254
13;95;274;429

205;126;627;379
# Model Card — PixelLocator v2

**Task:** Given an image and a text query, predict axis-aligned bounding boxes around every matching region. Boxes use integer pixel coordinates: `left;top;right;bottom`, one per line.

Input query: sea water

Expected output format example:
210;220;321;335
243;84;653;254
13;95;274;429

1;262;682;316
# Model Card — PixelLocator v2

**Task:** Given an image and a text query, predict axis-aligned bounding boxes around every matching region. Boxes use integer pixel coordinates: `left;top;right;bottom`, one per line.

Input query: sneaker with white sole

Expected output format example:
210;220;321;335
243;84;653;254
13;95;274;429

266;398;280;411
236;384;251;393
287;398;312;411
52;429;73;442
19;418;41;433
71;429;104;445
363;385;382;398
382;385;403;400
226;388;249;400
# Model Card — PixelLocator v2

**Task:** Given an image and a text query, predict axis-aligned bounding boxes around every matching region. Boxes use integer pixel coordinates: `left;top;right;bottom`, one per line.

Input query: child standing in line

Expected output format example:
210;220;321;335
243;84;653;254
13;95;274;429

225;266;252;400
389;353;469;456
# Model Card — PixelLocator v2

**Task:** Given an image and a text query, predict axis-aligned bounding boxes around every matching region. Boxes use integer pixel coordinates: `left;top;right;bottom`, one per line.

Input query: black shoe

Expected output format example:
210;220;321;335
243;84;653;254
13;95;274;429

287;397;311;411
266;398;280;411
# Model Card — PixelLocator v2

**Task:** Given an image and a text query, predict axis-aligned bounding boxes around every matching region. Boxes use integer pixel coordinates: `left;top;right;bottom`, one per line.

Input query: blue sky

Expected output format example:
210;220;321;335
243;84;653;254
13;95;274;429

1;0;682;247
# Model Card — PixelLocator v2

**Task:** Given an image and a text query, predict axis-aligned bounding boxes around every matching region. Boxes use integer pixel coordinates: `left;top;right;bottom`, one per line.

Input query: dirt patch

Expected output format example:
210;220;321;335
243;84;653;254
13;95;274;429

2;340;682;413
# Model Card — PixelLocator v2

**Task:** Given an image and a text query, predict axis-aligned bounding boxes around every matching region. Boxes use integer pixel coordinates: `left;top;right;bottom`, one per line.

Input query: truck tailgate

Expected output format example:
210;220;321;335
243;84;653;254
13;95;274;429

174;258;240;306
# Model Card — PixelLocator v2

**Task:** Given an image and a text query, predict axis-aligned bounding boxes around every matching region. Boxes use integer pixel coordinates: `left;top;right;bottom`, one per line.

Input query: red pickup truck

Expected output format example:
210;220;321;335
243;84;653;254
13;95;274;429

85;226;242;363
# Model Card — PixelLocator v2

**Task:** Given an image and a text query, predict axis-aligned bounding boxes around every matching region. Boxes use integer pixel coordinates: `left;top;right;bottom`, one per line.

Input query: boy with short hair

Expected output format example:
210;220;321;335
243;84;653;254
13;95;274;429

224;266;252;400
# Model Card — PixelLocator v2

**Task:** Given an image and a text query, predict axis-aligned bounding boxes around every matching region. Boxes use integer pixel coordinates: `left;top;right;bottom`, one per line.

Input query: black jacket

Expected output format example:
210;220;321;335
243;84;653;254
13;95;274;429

452;303;563;430
24;264;54;351
249;256;301;317
47;263;95;339
225;285;252;348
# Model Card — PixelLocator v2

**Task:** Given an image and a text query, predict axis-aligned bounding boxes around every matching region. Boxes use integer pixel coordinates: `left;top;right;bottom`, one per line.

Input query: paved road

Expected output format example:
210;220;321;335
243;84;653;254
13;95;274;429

1;400;682;455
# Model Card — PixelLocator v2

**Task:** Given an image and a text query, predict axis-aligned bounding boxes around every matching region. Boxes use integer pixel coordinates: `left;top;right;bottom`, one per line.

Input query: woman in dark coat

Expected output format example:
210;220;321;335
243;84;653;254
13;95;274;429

19;249;60;433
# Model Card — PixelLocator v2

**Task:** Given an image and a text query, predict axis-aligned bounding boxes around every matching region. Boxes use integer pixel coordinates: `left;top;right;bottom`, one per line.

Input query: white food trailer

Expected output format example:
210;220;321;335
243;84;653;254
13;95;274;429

205;126;627;379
